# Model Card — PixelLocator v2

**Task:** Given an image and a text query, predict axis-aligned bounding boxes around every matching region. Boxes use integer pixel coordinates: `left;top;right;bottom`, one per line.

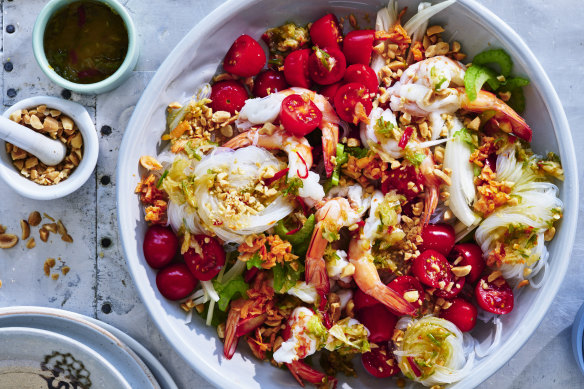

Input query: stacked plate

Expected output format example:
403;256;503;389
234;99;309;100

0;306;177;389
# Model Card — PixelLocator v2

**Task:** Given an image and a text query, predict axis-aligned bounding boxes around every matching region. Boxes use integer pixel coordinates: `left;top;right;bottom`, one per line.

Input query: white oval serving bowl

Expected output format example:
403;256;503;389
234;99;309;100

0;96;98;200
116;0;578;388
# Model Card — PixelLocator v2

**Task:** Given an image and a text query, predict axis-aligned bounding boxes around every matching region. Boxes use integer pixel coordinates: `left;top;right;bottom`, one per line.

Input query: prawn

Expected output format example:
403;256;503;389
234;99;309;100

304;198;360;316
348;192;416;316
236;87;340;177
389;56;532;141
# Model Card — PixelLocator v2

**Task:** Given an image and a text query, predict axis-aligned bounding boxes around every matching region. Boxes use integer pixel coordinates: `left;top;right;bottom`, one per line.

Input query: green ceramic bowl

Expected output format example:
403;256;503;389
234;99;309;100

32;0;139;95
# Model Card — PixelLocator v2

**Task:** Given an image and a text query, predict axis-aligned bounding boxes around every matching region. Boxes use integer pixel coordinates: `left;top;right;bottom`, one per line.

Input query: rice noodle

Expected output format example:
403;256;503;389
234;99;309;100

474;316;503;358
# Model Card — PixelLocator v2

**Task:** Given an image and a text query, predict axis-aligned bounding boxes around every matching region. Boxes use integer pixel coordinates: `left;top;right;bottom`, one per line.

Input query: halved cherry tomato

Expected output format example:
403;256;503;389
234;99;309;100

412;249;454;289
184;235;226;281
253;69;289;97
343;64;379;93
284;49;312;88
333;82;372;123
387;276;424;311
343;30;375;65
210;80;248;114
353;287;381;311
280;94;323;137
381;164;423;201
309;14;341;49
475;274;514;314
308;46;346;85
143;225;178;269
357;304;397;343
434;275;465;299
449;243;485;283
319;81;342;102
439;298;478;332
420;223;456;256
156;263;197;300
223;34;266;77
362;342;400;378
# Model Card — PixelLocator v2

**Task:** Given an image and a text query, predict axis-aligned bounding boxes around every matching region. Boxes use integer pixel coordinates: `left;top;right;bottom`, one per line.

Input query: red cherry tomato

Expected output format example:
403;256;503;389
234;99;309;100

333;82;372;123
362;342;400;378
284;49;312;88
156;263;197;300
475;274;514;314
387;276;424;310
420;223;456;256
210;80;248;114
143;225;178;269
343;30;375;65
412;249;454;289
449;243;485;283
434;275;465;299
319;81;342;102
280;94;323;137
184;235;226;281
381;164;424;201
353;287;381;311
356;304;397;343
439;298;478;332
343;64;379;93
223;34;266;77
253;69;288;97
308;46;347;85
309;14;341;49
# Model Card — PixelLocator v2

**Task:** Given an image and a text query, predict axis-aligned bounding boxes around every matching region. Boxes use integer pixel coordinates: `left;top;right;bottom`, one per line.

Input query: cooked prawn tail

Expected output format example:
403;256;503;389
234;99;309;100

286;360;338;388
223;299;244;359
222;129;255;149
305;223;331;311
370;282;417;316
321;123;338;177
421;183;439;227
460;88;533;142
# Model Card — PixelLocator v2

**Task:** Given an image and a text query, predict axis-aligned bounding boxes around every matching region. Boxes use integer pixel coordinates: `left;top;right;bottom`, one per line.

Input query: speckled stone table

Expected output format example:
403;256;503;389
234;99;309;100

0;1;582;388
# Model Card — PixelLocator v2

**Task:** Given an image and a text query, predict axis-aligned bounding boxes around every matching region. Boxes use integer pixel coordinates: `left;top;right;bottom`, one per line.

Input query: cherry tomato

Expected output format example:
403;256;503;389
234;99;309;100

412;249;454;289
284;49;312;88
319;82;342;102
280;94;323;137
449;243;485;283
343;64;379;93
333;82;372;123
253;69;288;97
353;287;381;311
475;274;514;314
343;30;375;65
184;235;226;281
223;34;266;77
356;304;397;343
309;14;341;49
156;263;197;300
362;342;400;378
210;80;248;114
434;275;465;299
381;164;423;201
387;276;424;311
420;223;456;256
143;225;178;269
439;298;478;332
308;46;346;85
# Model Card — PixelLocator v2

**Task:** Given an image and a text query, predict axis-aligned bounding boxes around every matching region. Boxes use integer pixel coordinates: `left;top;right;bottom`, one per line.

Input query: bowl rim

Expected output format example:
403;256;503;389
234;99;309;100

0;96;99;200
116;0;579;387
32;0;139;94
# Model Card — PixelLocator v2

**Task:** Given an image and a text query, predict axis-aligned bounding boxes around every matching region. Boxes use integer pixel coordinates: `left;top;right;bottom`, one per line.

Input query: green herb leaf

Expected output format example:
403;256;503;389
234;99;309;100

272;261;305;293
157;170;169;188
375;117;395;137
212;275;249;311
246;252;263;270
275;214;315;257
453;127;475;149
464;64;500;101
472;48;513;77
283;177;304;196
404;149;426;167
345;146;369;159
